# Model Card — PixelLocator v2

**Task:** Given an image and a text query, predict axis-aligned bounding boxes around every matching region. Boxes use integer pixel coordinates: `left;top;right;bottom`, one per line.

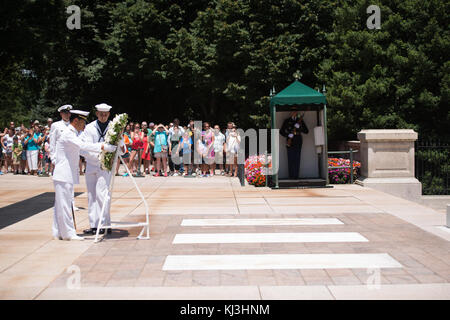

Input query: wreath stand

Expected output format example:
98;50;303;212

94;146;150;243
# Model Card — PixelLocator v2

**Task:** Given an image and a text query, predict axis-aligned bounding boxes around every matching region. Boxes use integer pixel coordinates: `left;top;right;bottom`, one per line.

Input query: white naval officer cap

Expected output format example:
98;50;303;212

95;103;112;112
70;110;89;121
58;104;73;112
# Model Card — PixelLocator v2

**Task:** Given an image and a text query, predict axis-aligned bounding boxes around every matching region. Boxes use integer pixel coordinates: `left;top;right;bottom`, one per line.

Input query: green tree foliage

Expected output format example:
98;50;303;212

0;0;448;143
317;0;449;141
0;0;336;126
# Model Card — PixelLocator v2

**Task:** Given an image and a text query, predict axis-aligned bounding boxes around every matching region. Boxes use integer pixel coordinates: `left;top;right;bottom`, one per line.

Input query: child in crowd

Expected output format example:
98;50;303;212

20;127;28;174
43;135;51;176
178;131;192;176
12;136;22;174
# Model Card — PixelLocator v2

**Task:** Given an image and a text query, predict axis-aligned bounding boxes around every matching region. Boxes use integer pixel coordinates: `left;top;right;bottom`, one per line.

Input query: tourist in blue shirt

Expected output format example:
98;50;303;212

24;126;42;175
151;124;169;176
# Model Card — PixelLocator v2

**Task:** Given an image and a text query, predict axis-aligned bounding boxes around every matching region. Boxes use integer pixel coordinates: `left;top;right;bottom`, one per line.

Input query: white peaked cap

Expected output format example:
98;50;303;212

70;110;89;120
95;103;112;112
58;104;73;112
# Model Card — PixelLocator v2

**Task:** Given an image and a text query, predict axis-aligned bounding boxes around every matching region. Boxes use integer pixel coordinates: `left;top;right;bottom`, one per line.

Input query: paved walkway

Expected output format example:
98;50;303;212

0;173;449;299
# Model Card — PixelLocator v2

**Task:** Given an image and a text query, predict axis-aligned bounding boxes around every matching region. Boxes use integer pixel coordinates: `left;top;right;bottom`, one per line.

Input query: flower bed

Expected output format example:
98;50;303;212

328;157;361;184
245;154;272;187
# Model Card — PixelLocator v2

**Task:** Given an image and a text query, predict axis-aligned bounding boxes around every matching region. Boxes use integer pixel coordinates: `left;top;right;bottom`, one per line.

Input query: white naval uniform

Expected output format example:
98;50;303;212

49;119;70;164
80;120;113;229
52;125;102;239
49;119;77;207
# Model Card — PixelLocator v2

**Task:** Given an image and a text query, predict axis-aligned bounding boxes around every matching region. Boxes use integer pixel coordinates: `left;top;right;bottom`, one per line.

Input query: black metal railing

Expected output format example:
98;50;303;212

415;140;450;195
328;148;359;184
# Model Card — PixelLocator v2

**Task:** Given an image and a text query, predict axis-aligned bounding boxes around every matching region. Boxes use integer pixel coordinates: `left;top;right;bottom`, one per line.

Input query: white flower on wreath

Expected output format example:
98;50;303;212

98;113;128;171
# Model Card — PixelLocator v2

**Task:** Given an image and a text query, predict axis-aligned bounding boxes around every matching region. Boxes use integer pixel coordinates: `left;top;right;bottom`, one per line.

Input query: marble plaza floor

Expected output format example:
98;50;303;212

0;173;449;300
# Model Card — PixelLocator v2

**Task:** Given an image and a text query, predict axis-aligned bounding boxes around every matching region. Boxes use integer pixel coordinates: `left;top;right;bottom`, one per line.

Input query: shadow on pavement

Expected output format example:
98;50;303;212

81;229;130;241
0;192;82;229
108;229;130;239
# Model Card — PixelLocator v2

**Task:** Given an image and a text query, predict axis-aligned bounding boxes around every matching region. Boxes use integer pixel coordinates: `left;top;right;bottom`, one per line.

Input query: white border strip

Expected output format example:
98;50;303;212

173;232;368;244
163;253;402;270
181;218;344;226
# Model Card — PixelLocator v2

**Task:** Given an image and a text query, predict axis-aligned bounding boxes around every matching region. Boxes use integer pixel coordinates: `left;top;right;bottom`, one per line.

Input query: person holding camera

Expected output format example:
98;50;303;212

151;123;169;176
129;122;144;174
225;125;241;177
24;126;42;176
168;119;184;176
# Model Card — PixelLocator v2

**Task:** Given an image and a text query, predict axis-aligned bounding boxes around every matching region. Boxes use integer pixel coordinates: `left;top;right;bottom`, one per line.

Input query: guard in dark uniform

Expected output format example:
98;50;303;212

280;111;309;179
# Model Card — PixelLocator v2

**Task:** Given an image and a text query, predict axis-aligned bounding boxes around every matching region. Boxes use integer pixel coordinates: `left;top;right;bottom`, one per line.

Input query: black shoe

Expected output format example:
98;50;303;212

83;228;97;235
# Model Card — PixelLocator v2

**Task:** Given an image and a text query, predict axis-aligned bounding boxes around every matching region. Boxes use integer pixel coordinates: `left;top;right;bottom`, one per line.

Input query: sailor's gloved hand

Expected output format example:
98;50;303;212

103;144;117;153
288;133;294;138
294;123;300;129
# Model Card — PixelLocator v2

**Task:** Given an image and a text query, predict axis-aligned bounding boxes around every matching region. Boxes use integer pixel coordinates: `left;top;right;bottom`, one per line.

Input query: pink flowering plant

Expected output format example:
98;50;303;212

328;158;361;184
245;154;272;187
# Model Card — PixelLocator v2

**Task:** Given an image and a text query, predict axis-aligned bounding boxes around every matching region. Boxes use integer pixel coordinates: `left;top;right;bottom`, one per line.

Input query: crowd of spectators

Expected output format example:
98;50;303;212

0;118;242;178
118;119;241;177
0;119;53;176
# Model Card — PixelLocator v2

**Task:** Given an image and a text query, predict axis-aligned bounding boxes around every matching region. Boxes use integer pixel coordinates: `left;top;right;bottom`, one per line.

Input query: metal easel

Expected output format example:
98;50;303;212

94;145;150;243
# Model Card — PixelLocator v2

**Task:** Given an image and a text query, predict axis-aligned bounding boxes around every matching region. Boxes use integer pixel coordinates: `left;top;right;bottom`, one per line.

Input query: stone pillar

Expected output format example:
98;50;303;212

356;129;422;202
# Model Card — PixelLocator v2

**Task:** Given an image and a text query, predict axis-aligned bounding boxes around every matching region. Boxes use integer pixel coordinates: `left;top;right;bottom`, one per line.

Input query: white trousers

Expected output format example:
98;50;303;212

53;181;76;239
27;150;39;170
85;167;112;229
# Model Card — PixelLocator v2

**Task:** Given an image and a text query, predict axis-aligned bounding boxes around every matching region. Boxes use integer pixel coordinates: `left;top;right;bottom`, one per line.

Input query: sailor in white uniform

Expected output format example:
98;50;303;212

49;104;72;164
52;110;116;240
80;103;115;235
49;104;82;211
